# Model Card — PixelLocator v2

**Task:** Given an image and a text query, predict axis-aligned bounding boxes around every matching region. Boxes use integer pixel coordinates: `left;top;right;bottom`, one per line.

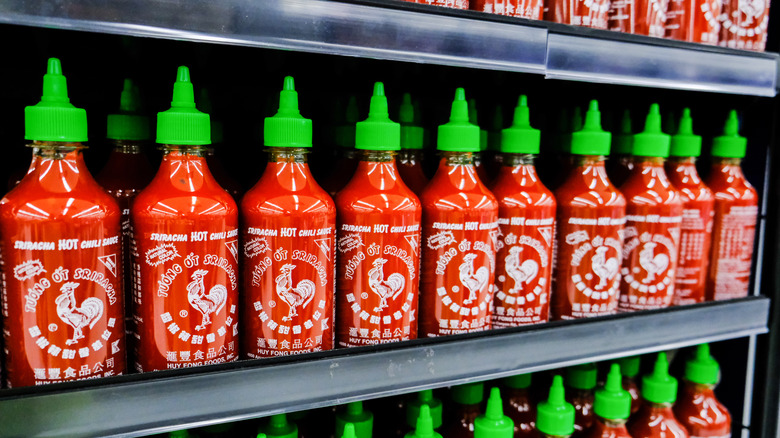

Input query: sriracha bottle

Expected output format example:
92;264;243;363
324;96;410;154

491;96;555;327
537;376;576;438
618;104;683;312
241;77;336;358
628;353;689;438
475;388;515;438
617;356;641;414
336;401;374;438
407;405;443;438
335;83;421;348
674;344;731;437
606;110;633;188
552;101;626;319
0;58;126;387
502;374;536;437
132;66;239;371
665;109;714;305
397;93;428;196
565;363;597;435
706;110;759;301
407;390;444;434
444;382;484;438
584;364;632;438
419;88;499;337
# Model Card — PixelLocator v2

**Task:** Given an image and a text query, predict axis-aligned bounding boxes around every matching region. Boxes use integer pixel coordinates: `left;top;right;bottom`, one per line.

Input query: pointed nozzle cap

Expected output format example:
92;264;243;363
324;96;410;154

107;79;150;141
632;104;671;157
264;76;313;148
642;353;678;404
611;110;633;155
566;363;597;390
405;405;443;438
537;376;575;436
399;93;423;150
618;356;640;378
355;82;400;151
258;434;267;438
594;364;632;420
156;66;210;145
570;100;611;156
685;344;720;385
503;373;532;389
670;108;702;157
341;424;358;438
335;401;373;438
262;414;297;438
452;382;484;405
474;388;514;438
501;96;540;154
25;58;88;142
407;389;443;429
438;88;480;152
712;110;747;158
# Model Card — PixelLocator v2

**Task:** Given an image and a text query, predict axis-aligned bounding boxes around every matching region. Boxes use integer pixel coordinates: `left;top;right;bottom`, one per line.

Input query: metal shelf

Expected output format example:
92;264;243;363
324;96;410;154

0;297;769;438
0;0;777;96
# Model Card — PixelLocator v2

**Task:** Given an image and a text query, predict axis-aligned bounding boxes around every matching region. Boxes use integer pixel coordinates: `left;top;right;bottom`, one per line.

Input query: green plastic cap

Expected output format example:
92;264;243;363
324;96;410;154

263;414;297;438
501;96;540;155
405;405;443;438
107;79;150;141
566;363;597;390
612;110;633;155
335;95;359;148
258;434;267;438
503;373;532;389
712;110;747;158
618;356;640;379
355;82;400;151
642;353;678;404
670;108;702;157
341;424;358;438
264;76;312;148
157;66;210;145
335;401;373;438
438;89;480;152
474;388;514;438
632;104;671;157
537;376;575;436
685;344;720;385
407;390;443;429
452;382;484;405
399;93;423;150
25;58;88;142
168;430;192;438
570;101;611;156
594;364;632;420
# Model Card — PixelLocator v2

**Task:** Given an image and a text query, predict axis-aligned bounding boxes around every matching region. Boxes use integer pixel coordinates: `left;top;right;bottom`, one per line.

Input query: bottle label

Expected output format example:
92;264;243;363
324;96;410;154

710;205;757;300
693;0;722;43
690;435;730;438
421;0;470;8
493;216;555;326
608;0;635;33
420;216;498;336
718;0;769;50
2;228;125;387
243;223;335;357
336;221;421;347
133;225;239;371
472;0;544;18
619;213;682;311
674;205;714;305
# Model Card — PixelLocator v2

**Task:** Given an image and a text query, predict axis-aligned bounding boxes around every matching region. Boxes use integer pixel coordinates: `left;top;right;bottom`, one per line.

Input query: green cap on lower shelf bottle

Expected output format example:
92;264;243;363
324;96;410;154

632;104;671;158
712;110;747;158
341;424;358;438
570;101;611;156
168;430;193;438
452;382;484;405
537;376;575;437
356;82;400;151
157;66;210;145
611;110;633;155
503;373;532;389
438;89;480;152
258;434;267;438
474;388;514;438
262;413;298;438
670;108;702;157
642;352;678;404
336;401;373;438
468;98;488;152
107;78;150;141
617;356;640;379
264;76;312;148
407;389;443;429
405;404;443;438
399;93;424;150
25;58;88;142
595;364;632;420
685;344;720;385
566;363;597;390
501;96;540;155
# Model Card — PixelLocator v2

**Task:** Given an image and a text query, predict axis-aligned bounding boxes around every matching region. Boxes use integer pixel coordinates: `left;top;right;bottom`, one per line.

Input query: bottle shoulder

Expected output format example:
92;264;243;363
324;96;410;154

242;182;336;217
1;178;120;222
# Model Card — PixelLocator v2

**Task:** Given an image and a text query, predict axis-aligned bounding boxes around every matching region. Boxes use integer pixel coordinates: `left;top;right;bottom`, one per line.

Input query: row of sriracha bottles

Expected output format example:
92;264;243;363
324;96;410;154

0;58;757;387
161;344;730;438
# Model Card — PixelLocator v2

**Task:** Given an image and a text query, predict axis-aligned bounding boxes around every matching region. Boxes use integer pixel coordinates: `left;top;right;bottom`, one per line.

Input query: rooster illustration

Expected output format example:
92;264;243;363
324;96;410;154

459;253;489;305
187;270;228;331
368;258;405;312
275;264;316;322
591;246;619;290
739;0;765;24
55;282;104;345
639;242;669;284
505;246;539;294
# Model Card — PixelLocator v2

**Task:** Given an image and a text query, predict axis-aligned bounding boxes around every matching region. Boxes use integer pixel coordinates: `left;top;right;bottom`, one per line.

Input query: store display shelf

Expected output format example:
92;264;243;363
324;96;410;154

0;0;777;96
0;296;769;438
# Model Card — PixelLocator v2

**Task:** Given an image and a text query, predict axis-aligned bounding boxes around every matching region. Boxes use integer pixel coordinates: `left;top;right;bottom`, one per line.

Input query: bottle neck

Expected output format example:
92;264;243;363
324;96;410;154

359;149;396;162
110;139;146;154
713;156;742;166
710;156;746;181
268;147;310;164
571;154;607;167
684;380;717;392
153;144;216;192
668;156;697;165
398;149;424;164
644;400;675;410
441;150;477;166
631;156;665;166
502;153;535;166
597;417;628;428
25;141;91;193
160;144;208;158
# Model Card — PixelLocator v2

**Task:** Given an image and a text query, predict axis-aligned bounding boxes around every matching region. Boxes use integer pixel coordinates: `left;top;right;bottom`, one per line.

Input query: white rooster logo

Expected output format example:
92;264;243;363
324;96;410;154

739;0;766;23
591;246;619;290
504;246;539;295
187;270;228;331
275;264;316;322
368;258;405;312
638;242;669;284
459;253;489;305
55;282;104;345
